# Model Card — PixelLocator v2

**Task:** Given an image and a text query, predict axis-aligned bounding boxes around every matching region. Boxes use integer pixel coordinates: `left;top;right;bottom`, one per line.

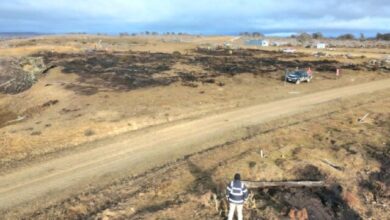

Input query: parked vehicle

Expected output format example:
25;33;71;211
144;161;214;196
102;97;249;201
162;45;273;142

282;48;296;53
285;70;312;84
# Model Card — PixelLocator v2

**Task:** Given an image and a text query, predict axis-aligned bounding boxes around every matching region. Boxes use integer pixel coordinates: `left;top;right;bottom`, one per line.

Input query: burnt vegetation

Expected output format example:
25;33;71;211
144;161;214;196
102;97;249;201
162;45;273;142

34;51;178;94
29;48;384;95
192;48;352;74
252;184;361;220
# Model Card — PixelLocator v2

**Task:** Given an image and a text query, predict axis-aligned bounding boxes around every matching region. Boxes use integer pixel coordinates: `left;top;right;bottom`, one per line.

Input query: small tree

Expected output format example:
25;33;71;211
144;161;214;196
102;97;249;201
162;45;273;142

312;32;323;39
119;32;129;37
297;32;312;44
252;32;264;37
359;33;365;41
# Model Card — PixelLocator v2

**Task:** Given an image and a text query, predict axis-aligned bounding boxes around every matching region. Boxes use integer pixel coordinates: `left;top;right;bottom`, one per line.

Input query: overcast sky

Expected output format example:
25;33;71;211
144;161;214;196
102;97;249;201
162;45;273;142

0;0;389;36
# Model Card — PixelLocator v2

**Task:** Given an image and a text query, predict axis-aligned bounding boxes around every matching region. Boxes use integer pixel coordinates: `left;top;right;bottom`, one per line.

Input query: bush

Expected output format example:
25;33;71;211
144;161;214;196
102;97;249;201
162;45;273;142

297;33;312;44
119;32;129;37
84;129;95;136
312;32;324;39
252;32;264;37
376;33;390;41
172;51;181;57
337;34;355;40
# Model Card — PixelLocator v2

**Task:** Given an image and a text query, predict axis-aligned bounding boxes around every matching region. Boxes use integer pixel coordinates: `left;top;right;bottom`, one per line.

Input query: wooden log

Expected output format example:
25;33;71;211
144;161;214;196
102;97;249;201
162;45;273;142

243;180;325;189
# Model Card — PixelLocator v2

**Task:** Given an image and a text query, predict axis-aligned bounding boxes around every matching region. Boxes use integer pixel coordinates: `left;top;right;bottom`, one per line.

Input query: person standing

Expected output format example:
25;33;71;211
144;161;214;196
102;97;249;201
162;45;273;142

226;173;248;220
307;67;313;76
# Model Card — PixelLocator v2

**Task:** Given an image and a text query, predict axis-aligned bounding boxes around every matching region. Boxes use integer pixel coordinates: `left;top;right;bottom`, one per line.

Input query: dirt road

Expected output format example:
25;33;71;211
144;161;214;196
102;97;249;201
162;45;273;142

1;79;390;211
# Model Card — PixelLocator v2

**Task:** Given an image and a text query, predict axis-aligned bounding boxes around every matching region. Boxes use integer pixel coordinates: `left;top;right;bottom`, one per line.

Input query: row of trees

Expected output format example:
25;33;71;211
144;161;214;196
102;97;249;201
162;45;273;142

239;32;264;37
376;33;390;41
238;31;390;41
73;31;390;41
291;32;390;41
119;32;190;37
291;32;362;40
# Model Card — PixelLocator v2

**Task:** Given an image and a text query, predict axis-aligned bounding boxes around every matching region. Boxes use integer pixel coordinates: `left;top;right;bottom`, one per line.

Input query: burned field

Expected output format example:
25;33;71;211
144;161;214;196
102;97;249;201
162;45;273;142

192;47;341;74
26;48;384;95
32;51;178;95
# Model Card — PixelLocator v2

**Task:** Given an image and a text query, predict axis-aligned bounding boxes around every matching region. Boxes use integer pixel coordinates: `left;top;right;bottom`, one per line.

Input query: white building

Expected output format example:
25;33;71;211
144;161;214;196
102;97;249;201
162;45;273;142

316;43;326;49
246;39;269;47
260;40;269;47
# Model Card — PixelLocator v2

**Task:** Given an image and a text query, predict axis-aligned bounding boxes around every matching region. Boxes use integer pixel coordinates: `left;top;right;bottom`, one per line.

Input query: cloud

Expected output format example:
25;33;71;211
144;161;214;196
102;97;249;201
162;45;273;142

0;0;389;34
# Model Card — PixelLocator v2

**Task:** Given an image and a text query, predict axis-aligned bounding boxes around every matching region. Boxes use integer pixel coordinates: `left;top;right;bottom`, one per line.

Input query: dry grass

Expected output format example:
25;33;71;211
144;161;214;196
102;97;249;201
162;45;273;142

6;89;389;219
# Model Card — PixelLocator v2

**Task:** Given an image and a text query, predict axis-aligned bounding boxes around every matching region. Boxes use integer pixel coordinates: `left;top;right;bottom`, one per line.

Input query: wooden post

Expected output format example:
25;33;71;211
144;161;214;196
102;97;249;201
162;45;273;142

358;113;369;123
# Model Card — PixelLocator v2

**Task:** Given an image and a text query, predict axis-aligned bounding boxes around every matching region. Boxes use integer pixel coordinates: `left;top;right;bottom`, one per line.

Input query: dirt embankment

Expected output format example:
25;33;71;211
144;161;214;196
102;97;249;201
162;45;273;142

0;56;51;94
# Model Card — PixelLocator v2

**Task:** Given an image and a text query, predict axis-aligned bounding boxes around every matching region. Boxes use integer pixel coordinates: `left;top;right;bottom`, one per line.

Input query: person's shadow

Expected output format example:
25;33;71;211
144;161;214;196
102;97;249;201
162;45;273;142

186;160;229;218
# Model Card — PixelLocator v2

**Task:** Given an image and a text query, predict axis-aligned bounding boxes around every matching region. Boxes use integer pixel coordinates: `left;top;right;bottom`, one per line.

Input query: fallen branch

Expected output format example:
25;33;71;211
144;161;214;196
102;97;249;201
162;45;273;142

0;79;15;88
243;180;325;189
4;115;26;125
321;159;344;171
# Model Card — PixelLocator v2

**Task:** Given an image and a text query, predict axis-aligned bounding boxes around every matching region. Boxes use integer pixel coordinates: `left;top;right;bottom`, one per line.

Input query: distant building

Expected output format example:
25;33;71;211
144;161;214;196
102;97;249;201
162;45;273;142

316;43;326;49
260;40;269;47
272;41;287;46
246;39;269;47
